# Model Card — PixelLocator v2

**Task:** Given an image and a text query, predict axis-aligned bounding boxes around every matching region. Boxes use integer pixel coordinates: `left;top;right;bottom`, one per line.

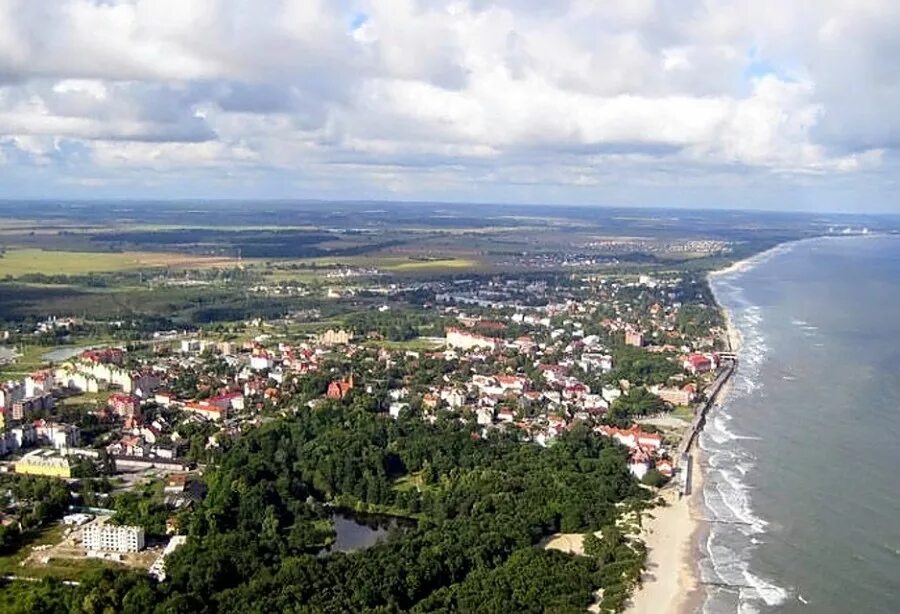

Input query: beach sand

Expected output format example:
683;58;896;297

623;447;703;614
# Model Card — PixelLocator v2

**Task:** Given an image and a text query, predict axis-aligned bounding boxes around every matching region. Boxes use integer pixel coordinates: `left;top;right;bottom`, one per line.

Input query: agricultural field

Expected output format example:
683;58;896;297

0;248;238;278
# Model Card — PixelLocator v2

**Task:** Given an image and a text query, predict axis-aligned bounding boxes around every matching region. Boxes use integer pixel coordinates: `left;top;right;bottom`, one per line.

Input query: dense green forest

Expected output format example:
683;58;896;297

0;404;649;613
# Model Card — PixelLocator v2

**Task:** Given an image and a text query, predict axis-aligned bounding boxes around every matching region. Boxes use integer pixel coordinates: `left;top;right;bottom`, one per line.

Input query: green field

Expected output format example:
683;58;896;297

0;525;114;582
0;248;238;277
384;257;478;272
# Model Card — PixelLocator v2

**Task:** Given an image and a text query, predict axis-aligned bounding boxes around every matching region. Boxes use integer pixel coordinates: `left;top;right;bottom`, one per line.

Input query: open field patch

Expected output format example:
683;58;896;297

0;248;238;277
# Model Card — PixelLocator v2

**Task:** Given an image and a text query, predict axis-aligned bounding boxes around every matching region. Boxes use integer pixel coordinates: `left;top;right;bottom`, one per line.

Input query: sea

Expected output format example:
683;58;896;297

700;234;900;614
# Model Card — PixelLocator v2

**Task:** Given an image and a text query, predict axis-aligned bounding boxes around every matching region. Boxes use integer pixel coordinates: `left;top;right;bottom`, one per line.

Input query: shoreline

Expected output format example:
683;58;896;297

627;232;890;613
624;249;755;614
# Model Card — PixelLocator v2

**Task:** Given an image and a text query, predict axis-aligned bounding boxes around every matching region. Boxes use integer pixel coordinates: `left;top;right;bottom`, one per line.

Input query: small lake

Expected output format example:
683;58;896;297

41;346;94;362
317;511;413;556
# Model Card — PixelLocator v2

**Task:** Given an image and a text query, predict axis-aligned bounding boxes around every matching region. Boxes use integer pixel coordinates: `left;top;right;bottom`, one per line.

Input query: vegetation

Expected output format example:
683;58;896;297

0;405;649;612
0;248;234;278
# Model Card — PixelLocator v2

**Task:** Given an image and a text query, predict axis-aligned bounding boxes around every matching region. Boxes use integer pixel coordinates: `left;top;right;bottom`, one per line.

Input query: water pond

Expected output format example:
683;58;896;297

318;511;414;556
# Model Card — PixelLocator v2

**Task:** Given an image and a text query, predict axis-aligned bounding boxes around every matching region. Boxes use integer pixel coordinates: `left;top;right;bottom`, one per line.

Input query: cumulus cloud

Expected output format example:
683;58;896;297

0;0;896;210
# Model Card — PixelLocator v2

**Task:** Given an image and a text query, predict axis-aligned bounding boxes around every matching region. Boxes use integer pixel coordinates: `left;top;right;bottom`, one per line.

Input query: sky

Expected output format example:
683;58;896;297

0;0;898;212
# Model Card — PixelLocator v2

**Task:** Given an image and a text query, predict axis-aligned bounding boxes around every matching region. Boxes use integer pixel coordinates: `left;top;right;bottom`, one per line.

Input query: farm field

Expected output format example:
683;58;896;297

0;248;239;277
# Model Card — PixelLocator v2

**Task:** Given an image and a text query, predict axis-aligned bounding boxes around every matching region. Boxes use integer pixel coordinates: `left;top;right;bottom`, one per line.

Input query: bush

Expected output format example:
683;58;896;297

641;468;668;488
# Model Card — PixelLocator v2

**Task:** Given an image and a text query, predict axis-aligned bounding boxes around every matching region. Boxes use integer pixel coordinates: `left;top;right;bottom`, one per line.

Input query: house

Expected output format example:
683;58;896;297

207;392;245;412
683;353;713;374
600;386;622;403
495;375;529;392
326;375;354;400
388;402;408;419
597;425;663;451
656;459;674;477
580;353;613;373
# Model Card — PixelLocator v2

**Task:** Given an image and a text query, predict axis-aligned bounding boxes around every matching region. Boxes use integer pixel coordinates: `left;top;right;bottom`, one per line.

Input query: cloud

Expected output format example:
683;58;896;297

0;0;896;211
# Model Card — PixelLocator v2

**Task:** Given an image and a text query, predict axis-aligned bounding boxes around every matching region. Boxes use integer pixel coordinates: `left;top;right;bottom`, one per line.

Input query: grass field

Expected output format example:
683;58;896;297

364;338;443;352
0;525;114;581
0;248;238;277
384;257;477;272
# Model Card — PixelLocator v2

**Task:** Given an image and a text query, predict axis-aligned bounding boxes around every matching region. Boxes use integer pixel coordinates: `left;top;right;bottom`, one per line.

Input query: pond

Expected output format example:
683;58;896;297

317;511;414;556
41;346;94;362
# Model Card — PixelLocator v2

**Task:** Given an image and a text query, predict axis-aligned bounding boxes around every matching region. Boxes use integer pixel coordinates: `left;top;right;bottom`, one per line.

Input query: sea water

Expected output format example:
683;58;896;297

701;235;900;613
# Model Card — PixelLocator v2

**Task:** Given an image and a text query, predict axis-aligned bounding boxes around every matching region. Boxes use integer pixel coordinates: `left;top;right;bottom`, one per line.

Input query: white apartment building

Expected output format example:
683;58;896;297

83;523;145;553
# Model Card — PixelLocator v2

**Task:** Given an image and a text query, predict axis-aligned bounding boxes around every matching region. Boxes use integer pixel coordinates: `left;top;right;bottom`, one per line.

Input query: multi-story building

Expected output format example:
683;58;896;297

82;523;145;553
108;393;140;418
318;328;353;346
652;384;696;406
445;328;499;351
14;448;72;478
33;420;81;450
624;329;645;347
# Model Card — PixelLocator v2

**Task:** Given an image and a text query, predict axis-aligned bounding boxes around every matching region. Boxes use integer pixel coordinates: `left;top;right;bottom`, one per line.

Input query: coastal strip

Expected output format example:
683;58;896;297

623;255;750;614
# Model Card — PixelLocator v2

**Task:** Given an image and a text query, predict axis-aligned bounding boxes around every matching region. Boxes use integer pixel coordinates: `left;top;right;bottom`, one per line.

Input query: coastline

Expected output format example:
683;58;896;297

624;250;753;614
622;446;704;614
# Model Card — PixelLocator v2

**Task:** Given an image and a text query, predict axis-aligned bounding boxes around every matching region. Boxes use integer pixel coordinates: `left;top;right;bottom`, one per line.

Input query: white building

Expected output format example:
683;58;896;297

83;523;145;553
445;328;498;351
250;353;273;371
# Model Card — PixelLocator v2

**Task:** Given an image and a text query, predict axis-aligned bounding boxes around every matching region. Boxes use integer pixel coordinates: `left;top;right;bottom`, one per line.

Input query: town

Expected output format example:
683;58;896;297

0;266;728;597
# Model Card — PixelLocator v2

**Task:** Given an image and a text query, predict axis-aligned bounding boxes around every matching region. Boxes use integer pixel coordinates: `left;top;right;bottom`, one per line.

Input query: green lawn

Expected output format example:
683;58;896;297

364;338;443;352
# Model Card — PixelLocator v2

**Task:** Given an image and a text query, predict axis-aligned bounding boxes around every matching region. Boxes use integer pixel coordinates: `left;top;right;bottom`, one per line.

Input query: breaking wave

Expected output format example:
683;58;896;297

701;255;790;612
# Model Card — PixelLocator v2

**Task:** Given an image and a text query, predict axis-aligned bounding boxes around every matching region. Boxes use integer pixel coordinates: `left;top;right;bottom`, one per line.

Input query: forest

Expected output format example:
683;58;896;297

0;403;650;613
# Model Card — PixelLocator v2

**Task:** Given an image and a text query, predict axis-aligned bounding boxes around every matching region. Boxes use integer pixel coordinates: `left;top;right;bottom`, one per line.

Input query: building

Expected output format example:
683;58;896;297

445;327;499;351
206;392;245;412
624;329;644;347
15;449;72;478
249;351;272;371
108;393;140;418
683;353;713;374
55;360;161;395
148;535;187;581
82;523;145;553
327;375;354;400
182;401;228;421
653;385;695;406
318;328;353;345
33;420;81;450
597;425;663;451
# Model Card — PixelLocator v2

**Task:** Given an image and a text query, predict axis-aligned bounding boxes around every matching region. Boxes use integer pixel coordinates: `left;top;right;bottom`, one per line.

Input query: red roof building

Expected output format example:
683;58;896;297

327;375;354;400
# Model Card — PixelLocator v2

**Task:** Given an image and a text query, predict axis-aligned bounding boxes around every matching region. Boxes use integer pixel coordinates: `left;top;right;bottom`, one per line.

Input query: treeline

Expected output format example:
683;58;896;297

343;310;449;342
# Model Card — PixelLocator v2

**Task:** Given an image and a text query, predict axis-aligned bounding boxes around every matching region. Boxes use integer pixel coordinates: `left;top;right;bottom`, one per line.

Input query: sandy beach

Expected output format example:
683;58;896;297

623;447;703;614
623;261;748;614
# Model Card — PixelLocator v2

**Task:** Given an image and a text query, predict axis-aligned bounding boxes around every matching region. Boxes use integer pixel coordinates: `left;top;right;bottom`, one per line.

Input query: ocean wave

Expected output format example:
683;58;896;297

742;570;789;607
702;273;789;613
